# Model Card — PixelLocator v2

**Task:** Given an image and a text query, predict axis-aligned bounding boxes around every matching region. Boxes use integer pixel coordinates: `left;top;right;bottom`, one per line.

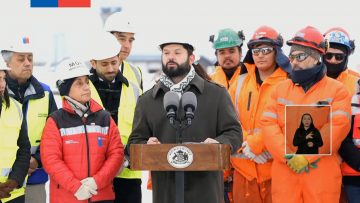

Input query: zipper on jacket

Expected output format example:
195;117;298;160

82;115;91;203
247;92;252;111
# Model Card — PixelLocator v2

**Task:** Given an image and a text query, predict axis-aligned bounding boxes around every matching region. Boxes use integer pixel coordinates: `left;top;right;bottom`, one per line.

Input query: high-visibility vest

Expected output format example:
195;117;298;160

123;61;142;90
336;69;360;95
26;92;50;185
90;78;142;179
341;113;360;176
0;98;26;202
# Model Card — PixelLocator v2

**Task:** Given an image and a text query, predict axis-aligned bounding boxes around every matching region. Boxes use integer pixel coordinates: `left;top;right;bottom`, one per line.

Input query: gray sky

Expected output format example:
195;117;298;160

1;0;360;70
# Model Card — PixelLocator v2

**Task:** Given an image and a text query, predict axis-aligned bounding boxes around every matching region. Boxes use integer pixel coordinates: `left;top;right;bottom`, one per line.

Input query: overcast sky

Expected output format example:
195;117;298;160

1;0;360;70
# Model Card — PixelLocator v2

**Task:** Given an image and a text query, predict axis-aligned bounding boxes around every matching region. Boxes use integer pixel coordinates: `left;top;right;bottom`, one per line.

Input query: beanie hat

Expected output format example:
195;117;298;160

290;44;321;61
57;78;76;96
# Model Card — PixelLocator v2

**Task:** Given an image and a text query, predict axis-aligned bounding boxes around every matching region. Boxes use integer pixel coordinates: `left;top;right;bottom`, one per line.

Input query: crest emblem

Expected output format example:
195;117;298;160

167;146;193;169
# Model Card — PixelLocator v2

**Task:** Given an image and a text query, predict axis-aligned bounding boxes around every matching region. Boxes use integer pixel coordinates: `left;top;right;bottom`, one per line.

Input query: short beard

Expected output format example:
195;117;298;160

162;58;191;78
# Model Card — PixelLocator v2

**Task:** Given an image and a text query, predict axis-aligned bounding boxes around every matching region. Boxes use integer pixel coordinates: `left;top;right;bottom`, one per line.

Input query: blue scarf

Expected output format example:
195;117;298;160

290;63;326;92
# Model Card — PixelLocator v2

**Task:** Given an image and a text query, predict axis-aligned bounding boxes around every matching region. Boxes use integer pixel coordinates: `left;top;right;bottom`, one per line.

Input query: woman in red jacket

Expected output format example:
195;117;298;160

41;59;124;203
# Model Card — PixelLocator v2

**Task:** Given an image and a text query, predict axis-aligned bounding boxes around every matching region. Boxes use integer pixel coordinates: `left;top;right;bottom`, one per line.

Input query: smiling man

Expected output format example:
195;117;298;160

89;32;142;203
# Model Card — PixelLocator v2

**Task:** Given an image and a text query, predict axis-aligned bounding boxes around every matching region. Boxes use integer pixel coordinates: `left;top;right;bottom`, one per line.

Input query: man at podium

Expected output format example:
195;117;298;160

127;37;242;203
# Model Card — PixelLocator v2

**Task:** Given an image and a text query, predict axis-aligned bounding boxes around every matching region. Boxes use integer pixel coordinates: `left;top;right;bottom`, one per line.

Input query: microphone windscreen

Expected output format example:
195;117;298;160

181;92;197;111
163;91;180;112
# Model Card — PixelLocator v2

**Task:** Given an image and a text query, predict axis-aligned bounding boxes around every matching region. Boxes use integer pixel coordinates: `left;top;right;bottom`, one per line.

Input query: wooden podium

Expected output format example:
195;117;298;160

129;143;231;171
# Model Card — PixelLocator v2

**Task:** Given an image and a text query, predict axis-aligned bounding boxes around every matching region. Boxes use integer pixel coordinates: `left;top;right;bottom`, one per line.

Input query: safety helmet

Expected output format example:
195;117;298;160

209;28;245;50
159;40;195;52
56;59;91;82
247;25;283;48
1;36;33;53
0;57;10;71
104;12;136;34
90;32;121;61
324;27;355;54
287;26;328;54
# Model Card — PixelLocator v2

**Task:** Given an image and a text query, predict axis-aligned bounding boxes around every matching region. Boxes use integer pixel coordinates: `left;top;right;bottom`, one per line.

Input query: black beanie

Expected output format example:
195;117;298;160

57;78;76;96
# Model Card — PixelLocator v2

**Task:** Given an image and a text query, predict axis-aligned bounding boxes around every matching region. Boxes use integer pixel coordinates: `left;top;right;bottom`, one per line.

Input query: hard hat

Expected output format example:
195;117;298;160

104;12;136;34
287;26;328;54
209;28;245;50
0;56;10;71
247;25;283;48
56;58;91;82
90;32;121;61
324;27;355;54
1;36;33;53
159;40;195;51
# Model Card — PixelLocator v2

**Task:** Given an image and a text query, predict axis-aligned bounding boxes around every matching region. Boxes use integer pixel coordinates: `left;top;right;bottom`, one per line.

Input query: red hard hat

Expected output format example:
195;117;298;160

287;26;328;54
247;25;283;48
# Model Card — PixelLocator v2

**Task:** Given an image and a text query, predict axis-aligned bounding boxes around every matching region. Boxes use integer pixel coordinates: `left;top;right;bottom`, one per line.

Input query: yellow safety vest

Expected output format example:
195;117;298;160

26;92;50;154
90;73;142;179
0;98;25;202
123;61;142;90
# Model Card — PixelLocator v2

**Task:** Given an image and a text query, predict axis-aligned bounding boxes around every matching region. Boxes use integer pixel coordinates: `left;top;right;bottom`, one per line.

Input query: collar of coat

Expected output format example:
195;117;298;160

152;73;204;98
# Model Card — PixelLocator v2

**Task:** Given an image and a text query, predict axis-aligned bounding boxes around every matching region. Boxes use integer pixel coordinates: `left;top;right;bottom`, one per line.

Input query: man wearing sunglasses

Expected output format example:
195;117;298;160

323;27;359;95
230;25;291;203
261;26;351;203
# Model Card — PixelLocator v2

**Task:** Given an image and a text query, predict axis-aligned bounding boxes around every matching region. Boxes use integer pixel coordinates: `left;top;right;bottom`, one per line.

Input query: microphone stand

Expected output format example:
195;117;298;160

169;117;192;203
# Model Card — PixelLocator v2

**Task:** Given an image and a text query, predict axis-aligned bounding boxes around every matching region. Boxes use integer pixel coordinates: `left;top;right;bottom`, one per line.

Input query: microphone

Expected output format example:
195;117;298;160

163;91;180;124
181;92;197;125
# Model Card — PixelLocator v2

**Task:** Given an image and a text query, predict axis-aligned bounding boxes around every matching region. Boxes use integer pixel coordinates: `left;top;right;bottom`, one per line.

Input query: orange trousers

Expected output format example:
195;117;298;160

233;171;272;203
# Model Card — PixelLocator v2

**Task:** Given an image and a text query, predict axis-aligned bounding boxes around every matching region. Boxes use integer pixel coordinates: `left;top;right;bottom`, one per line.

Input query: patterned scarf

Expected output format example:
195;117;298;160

64;96;89;118
159;66;196;96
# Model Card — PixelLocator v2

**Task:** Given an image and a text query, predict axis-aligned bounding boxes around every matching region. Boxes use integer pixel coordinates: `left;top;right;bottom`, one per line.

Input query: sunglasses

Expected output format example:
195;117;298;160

251;47;274;56
288;53;309;62
324;52;346;61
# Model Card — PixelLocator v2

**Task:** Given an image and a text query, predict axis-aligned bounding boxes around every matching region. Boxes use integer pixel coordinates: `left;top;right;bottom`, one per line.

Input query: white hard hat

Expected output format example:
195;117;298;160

104;12;136;34
1;36;33;53
56;58;91;82
158;32;196;51
90;32;121;61
0;56;10;71
159;41;195;51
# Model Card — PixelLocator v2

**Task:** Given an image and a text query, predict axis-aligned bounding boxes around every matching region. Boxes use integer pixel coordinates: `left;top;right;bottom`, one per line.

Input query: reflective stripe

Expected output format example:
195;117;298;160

263;112;277;119
129;81;140;103
11;98;23;121
1;168;11;176
253;128;261;134
353;138;360;147
332;110;351;121
234;73;248;115
351;95;360;115
127;62;142;88
30;146;38;155
355;79;359;94
60;125;109;136
322;98;334;103
278;98;293;105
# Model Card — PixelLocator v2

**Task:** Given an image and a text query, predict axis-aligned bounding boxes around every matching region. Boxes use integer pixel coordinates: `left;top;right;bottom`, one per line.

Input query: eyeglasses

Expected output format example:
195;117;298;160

288;53;309;62
324;52;346;62
251;47;274;56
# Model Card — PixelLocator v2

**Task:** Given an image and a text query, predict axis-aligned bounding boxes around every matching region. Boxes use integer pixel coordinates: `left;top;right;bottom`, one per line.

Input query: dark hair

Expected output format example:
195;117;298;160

1;88;10;109
299;113;315;129
214;46;242;56
193;63;211;81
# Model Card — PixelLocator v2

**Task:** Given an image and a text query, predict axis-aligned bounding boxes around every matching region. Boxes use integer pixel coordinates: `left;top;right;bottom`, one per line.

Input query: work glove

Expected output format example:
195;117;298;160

0;182;11;199
285;155;309;173
74;183;97;200
81;177;98;192
242;141;256;160
285;155;320;174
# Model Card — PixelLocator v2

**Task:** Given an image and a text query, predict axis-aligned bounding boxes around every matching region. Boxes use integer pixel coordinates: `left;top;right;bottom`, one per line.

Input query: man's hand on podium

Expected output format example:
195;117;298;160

147;137;161;144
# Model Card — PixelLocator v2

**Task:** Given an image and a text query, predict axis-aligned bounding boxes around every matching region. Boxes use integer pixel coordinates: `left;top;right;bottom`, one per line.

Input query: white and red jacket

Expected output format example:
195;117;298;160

41;99;124;203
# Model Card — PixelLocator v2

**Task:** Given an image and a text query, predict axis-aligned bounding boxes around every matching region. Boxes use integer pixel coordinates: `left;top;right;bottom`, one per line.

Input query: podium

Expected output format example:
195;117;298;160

130;143;231;171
